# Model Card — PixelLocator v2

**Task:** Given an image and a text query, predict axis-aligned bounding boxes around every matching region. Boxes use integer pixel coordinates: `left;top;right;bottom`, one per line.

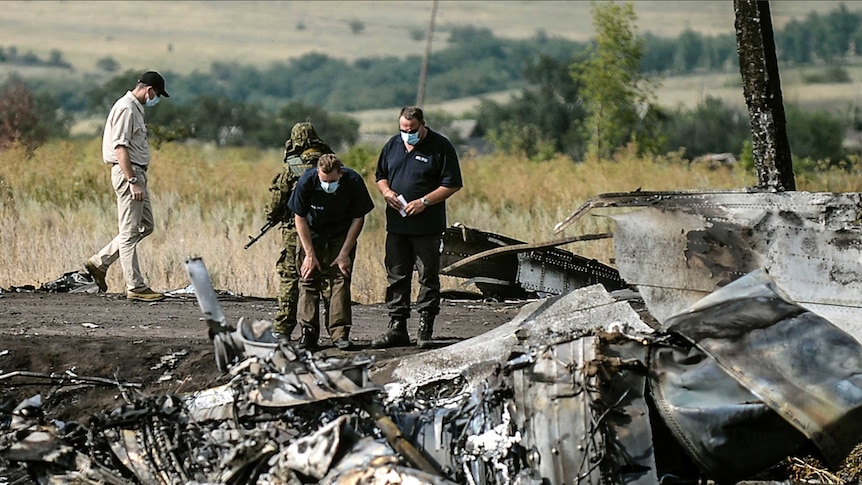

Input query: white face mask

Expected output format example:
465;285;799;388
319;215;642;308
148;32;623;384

320;179;339;194
400;130;421;145
145;93;160;107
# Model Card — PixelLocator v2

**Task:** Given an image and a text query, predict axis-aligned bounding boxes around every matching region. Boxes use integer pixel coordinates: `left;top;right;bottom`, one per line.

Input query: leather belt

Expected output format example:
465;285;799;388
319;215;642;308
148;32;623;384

115;163;147;172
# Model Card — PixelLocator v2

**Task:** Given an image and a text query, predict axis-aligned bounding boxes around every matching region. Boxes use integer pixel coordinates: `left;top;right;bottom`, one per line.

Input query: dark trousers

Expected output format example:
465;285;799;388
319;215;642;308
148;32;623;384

384;232;442;320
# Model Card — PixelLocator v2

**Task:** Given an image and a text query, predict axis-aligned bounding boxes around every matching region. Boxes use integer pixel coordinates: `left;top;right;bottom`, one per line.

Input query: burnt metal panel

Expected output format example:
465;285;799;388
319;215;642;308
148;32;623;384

517;249;626;295
599;340;657;485
385;284;653;394
441;225;526;298
442;224;624;298
511;336;657;485
666;269;862;468
564;190;862;341
650;343;807;482
512;337;603;484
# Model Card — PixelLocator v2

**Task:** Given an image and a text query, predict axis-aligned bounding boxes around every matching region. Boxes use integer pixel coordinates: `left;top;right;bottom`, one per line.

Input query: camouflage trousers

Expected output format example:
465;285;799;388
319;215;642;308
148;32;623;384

274;226;300;336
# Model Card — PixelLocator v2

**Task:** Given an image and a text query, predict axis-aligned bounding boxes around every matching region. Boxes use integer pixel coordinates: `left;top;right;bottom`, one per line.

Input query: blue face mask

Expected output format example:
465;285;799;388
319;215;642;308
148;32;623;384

320;179;339;194
401;130;421;145
145;94;160;107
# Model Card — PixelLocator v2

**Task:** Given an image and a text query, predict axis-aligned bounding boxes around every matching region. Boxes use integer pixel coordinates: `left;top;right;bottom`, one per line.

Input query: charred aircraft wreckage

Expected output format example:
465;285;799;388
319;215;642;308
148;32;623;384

4;189;862;485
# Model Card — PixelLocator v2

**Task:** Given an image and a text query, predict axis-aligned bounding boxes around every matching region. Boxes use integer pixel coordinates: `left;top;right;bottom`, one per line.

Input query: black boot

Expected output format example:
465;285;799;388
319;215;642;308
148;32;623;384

371;318;410;349
297;326;320;352
417;313;435;349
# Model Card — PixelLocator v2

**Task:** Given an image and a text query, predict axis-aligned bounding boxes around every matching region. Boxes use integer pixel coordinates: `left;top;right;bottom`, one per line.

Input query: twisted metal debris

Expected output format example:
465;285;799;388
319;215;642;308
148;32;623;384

6;191;862;484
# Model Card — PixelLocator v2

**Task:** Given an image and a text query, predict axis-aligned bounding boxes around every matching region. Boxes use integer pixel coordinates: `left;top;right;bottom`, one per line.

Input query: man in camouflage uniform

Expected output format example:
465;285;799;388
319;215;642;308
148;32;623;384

264;122;333;341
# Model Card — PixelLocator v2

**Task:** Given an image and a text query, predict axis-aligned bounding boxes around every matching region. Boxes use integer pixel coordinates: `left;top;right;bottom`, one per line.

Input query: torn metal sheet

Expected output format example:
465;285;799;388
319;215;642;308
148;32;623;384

650;342;807;482
441;223;526;298
247;358;378;408
511;336;657;485
441;223;623;298
557;190;862;341
665;269;862;469
277;415;350;479
381;290;658;485
38;270;100;293
379;283;654;398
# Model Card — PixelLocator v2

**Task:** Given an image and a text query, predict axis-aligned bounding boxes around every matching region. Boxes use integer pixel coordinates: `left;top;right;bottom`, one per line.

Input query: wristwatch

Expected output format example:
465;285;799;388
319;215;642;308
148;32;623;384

128;176;138;185
421;197;430;207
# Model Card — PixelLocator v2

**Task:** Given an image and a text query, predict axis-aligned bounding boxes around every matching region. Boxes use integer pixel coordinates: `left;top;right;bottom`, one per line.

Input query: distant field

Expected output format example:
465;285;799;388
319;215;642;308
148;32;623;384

654;63;862;112
3;1;859;78
8;0;862;135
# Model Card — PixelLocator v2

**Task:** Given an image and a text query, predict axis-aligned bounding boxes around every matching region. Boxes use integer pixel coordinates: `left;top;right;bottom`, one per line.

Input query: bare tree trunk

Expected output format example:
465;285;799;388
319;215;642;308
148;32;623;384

416;0;438;107
734;0;795;191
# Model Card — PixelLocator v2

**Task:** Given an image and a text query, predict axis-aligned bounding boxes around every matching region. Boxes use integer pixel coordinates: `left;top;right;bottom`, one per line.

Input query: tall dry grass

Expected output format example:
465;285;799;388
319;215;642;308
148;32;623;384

5;139;859;303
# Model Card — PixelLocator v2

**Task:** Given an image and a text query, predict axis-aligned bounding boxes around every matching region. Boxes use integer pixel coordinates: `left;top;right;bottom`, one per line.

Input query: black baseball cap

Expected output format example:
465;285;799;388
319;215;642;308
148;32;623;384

139;71;170;97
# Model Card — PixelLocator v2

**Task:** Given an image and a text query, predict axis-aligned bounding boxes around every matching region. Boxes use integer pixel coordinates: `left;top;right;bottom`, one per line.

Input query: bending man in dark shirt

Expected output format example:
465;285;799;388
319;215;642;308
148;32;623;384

372;106;463;349
288;154;374;351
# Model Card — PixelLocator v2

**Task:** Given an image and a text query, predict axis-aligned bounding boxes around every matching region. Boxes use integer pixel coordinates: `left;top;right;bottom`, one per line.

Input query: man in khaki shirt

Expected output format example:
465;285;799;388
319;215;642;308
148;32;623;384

84;71;169;302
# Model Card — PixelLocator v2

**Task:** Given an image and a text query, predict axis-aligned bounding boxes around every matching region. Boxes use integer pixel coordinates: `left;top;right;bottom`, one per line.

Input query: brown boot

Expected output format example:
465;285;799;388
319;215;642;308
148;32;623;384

83;261;107;292
371;318;410;349
417;313;435;349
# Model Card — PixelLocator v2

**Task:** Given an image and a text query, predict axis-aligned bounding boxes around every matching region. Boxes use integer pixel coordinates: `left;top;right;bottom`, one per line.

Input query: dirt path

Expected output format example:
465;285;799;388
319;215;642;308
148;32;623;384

0;291;525;421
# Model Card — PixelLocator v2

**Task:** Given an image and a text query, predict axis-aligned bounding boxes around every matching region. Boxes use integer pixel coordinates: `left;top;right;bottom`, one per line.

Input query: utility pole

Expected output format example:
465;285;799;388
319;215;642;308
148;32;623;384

734;0;796;191
416;0;438;107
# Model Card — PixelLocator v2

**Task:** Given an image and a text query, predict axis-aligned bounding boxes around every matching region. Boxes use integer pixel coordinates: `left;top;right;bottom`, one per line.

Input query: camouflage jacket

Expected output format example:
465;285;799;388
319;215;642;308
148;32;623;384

264;141;334;225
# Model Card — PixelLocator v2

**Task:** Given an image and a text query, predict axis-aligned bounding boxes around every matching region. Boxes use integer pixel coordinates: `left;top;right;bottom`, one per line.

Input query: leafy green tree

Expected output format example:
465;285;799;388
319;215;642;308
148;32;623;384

86;69;141;114
784;104;847;163
48;49;71;68
572;1;659;158
148;94;265;146
661;96;750;158
265;100;360;150
341;143;379;177
640;32;677;73
485;122;557;161
96;56;120;72
477;54;588;159
673;29;705;72
349;19;365;35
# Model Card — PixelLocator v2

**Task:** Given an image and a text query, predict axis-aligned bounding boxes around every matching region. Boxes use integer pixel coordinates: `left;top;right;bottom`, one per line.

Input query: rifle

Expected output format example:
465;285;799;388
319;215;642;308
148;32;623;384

244;220;276;249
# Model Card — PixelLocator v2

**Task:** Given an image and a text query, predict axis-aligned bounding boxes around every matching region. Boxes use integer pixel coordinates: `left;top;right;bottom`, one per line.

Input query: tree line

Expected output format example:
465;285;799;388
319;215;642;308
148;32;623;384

0;2;859;163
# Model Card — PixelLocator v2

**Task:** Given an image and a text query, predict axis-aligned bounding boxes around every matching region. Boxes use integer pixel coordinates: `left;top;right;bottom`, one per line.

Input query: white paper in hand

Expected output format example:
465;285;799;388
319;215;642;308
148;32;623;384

397;194;408;217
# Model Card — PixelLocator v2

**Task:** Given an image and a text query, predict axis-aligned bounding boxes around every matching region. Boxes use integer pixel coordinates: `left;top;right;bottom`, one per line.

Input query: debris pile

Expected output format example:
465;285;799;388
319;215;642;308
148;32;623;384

4;268;862;484
4;190;862;484
0;270;99;294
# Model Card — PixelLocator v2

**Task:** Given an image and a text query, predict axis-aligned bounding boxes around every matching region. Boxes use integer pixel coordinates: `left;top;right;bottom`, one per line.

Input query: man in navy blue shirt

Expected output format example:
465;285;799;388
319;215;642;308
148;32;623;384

371;106;463;349
288;154;374;351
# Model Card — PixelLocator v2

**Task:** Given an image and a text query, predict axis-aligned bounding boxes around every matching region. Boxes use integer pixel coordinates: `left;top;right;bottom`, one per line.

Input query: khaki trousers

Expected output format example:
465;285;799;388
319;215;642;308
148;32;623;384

89;164;154;292
297;234;353;341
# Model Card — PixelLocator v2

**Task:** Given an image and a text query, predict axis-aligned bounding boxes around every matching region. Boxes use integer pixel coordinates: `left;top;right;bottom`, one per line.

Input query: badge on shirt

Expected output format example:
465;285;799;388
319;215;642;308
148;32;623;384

415;155;430;163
